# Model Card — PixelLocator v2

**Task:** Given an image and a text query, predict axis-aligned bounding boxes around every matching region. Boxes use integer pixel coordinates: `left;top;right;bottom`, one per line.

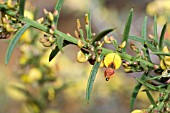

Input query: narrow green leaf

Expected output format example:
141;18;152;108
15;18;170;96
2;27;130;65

92;28;114;44
18;0;26;16
57;36;64;52
86;11;92;40
129;35;146;43
122;8;133;52
86;55;104;102
136;78;158;91
141;16;147;39
129;36;156;52
145;89;157;107
130;82;142;111
154;15;158;42
159;23;167;51
5;24;30;64
152;52;170;56
54;0;64;26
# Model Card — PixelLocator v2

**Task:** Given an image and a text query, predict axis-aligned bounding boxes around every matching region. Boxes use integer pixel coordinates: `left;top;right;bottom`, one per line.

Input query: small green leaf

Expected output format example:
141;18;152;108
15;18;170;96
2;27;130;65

152;52;170;56
92;28;114;44
159;23;167;51
79;29;85;41
141;16;147;39
5;24;30;64
154;15;158;42
54;0;64;26
18;0;26;16
122;8;133;52
130;82;142;111
145;89;157;107
57;36;64;52
86;55;104;103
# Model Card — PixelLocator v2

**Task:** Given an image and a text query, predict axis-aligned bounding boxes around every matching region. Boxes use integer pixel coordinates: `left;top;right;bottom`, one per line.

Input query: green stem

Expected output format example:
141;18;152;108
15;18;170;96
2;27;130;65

0;4;154;68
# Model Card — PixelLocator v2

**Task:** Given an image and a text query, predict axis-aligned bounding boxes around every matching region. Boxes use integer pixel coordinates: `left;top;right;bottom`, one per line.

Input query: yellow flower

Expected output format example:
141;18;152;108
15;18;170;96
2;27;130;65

104;53;122;69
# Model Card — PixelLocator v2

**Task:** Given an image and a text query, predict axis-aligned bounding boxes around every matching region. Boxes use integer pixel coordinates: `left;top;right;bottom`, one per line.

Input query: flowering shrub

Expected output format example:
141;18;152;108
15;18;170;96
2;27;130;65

0;0;170;113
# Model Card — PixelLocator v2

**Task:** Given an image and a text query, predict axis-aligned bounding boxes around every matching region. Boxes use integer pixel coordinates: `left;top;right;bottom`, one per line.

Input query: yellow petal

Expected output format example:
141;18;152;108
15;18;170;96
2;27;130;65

104;53;122;69
160;59;166;70
162;46;169;53
164;56;170;66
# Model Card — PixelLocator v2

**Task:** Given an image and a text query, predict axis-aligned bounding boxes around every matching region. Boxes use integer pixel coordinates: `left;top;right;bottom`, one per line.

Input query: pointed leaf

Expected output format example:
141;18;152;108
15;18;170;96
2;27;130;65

49;42;67;62
145;89;157;107
49;46;60;62
54;0;64;26
18;0;26;16
57;36;64;52
141;16;147;39
122;8;133;52
129;35;146;43
159;23;167;51
5;24;30;64
86;55;104;102
86;11;92;40
136;78;159;91
152;52;170;56
154;15;158;42
130;82;142;111
92;28;114;44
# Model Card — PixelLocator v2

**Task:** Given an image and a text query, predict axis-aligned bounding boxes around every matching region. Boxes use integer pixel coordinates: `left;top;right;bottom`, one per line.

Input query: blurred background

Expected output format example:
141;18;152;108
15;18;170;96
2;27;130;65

0;0;170;113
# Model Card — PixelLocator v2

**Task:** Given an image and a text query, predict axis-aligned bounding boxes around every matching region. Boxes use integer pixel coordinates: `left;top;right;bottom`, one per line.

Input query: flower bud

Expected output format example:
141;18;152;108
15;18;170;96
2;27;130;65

76;19;81;30
47;12;54;21
49;37;55;43
53;10;58;16
6;24;14;32
74;30;80;38
42;41;52;47
39;37;47;43
119;41;126;49
77;50;88;63
104;35;111;44
43;9;48;15
36;17;44;23
85;14;89;25
49;28;54;34
77;39;84;48
148;34;154;39
96;56;101;62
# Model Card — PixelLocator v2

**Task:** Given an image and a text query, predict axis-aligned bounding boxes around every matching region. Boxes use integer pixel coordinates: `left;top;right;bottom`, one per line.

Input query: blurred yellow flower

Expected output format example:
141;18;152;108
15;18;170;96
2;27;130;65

131;109;146;113
5;82;26;101
28;68;42;82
